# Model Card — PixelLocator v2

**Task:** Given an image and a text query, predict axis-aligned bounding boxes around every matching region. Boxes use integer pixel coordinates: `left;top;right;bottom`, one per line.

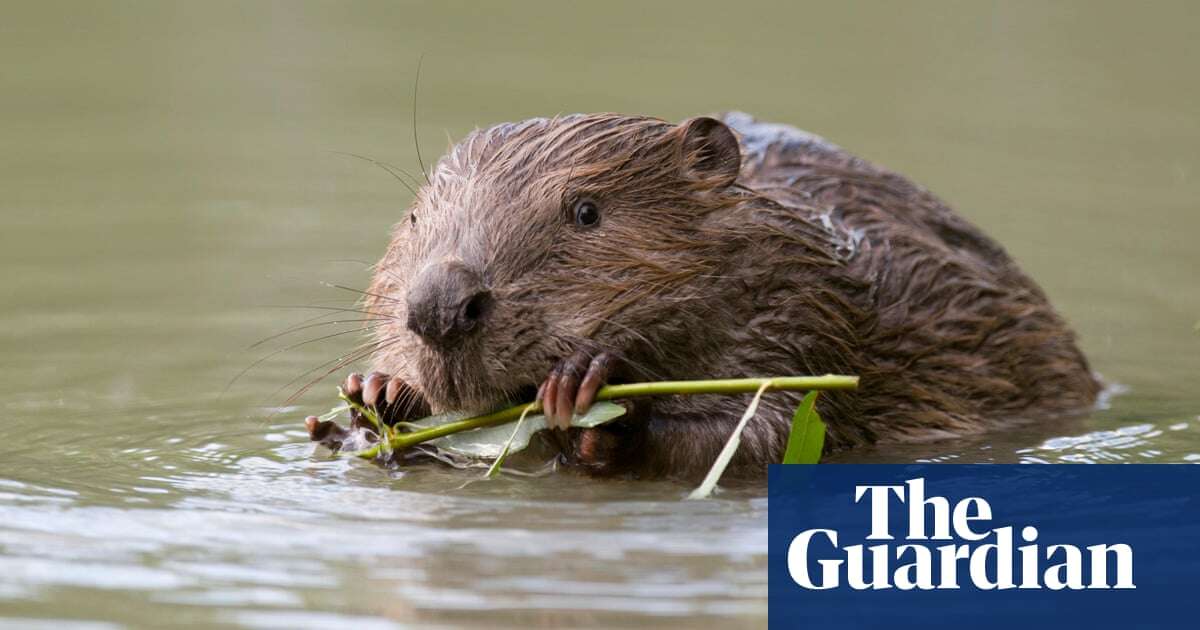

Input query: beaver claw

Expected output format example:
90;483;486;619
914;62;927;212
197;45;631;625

344;371;429;427
305;414;350;451
305;372;430;452
538;350;617;431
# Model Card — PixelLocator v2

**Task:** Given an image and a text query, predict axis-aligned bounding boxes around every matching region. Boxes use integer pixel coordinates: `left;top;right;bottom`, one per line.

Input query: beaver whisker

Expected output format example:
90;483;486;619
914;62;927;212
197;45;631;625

252;303;396;346
247;318;388;350
411;54;430;186
260;304;392;315
319;281;404;305
330;151;421;197
227;322;389;399
280;335;402;406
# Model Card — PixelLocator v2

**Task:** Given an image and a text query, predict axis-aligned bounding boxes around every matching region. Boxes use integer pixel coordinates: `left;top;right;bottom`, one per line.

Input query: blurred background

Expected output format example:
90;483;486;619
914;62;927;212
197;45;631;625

1;1;1197;628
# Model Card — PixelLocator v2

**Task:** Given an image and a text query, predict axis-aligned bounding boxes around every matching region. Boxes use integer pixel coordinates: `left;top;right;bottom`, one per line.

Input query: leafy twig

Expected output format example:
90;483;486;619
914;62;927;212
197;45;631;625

353;375;858;460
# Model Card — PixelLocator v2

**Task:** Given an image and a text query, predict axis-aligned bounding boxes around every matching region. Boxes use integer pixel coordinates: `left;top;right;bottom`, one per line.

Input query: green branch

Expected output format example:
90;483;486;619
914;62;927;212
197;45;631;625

354;374;858;460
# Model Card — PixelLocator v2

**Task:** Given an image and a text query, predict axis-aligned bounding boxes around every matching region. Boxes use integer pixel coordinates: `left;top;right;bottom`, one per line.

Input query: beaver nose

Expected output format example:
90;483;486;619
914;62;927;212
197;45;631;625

405;260;492;347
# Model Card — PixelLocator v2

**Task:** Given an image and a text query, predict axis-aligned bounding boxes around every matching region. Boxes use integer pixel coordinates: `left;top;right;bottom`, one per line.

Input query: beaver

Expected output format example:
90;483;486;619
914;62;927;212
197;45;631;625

309;111;1100;480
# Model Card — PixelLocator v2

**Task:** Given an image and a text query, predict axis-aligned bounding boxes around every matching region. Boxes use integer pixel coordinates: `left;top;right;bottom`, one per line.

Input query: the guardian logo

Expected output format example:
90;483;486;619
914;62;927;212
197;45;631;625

788;478;1135;591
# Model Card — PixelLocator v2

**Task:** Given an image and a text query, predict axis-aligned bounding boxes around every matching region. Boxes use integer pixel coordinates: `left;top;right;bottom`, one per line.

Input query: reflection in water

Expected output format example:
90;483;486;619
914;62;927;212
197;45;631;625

1;1;1198;627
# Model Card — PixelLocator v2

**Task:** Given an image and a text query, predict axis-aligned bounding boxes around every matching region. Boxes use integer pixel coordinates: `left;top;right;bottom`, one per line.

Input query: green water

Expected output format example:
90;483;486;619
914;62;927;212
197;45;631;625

2;1;1198;627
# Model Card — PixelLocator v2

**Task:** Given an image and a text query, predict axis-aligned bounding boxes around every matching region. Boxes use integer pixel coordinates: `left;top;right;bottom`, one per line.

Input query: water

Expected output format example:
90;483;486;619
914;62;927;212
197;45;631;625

2;2;1198;627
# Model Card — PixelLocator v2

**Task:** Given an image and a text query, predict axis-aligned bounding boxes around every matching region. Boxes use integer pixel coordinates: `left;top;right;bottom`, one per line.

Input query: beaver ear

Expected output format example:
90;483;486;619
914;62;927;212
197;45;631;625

675;116;741;188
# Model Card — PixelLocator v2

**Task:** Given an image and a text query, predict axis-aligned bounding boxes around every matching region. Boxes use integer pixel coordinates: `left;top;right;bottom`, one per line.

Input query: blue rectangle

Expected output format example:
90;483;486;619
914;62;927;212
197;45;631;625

768;465;1200;629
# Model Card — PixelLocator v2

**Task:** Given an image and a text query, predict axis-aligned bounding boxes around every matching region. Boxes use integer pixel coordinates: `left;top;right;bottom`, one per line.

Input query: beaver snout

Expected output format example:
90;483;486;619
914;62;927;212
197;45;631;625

405;259;492;348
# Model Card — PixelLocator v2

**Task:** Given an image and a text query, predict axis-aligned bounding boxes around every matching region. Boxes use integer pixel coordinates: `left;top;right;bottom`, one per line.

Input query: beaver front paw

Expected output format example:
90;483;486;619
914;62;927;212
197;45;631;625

537;350;617;431
345;371;430;427
305;372;430;452
534;351;651;475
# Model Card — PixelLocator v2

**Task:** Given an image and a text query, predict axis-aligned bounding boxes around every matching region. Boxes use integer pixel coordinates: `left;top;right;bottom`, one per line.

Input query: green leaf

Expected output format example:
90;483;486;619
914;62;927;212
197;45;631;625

419;401;628;460
781;391;825;464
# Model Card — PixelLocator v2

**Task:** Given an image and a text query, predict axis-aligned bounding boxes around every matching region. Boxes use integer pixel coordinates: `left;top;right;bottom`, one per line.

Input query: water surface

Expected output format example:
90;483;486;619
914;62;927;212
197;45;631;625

2;2;1198;627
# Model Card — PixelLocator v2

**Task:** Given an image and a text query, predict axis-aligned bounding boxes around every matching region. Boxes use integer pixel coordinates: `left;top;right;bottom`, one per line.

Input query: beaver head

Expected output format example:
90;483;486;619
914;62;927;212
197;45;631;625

364;114;755;413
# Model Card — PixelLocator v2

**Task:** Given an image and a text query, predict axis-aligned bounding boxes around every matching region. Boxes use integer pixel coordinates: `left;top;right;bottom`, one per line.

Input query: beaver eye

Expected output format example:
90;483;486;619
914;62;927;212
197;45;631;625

572;199;601;228
409;212;417;226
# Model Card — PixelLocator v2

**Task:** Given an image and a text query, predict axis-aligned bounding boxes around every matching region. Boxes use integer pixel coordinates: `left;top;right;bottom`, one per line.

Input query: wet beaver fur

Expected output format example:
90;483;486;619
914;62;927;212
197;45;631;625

315;112;1100;481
